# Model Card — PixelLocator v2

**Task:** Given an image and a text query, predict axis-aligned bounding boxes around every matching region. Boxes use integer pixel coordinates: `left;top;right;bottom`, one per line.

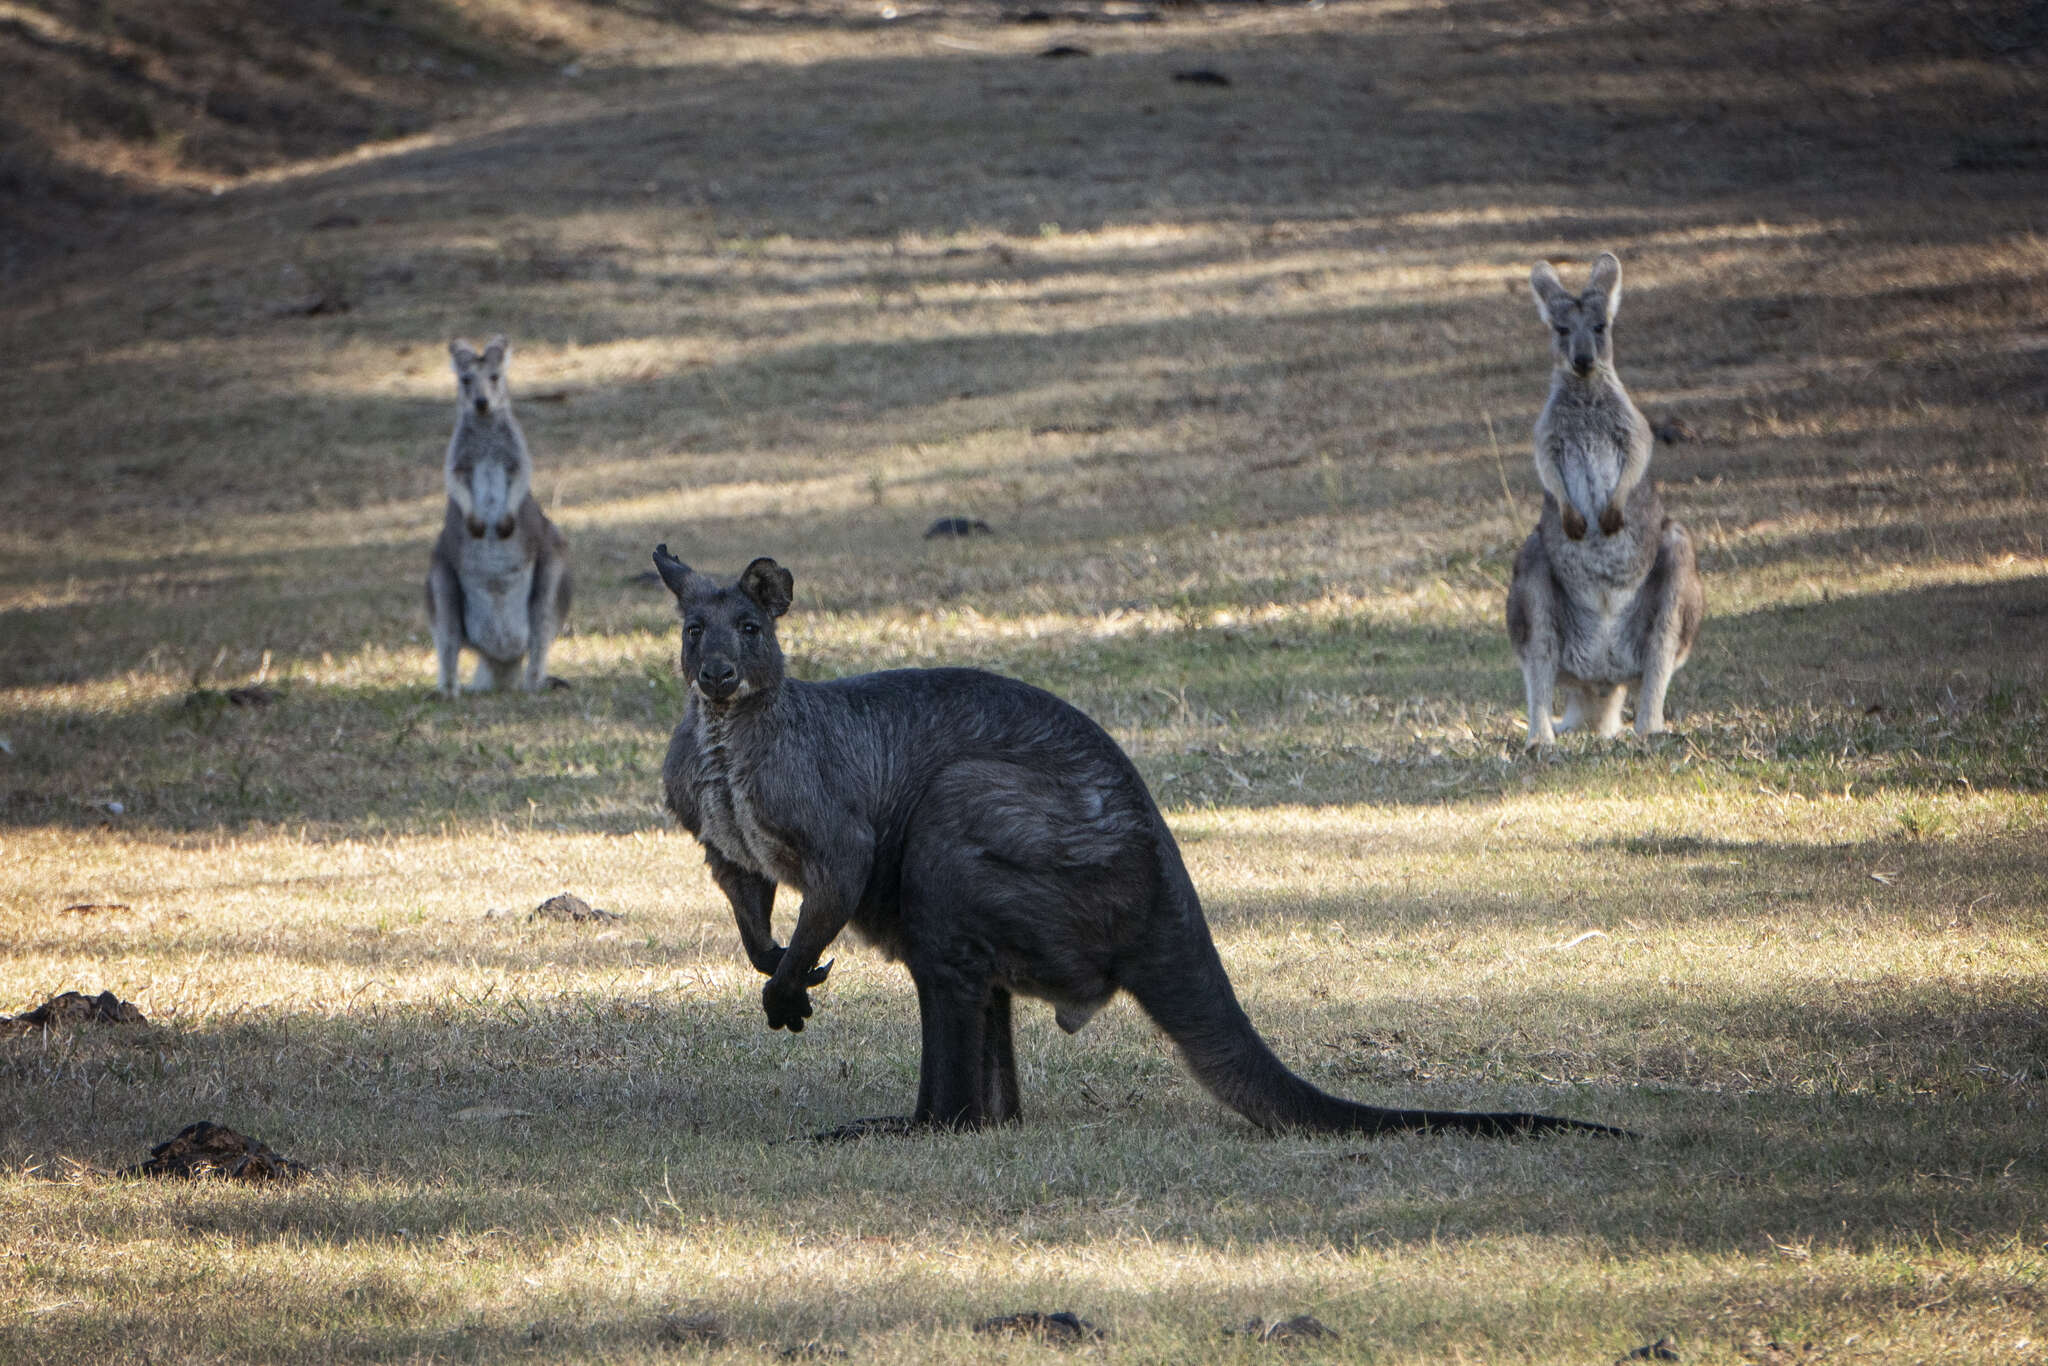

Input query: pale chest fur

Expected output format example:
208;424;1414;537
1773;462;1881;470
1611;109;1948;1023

456;528;534;661
691;708;806;889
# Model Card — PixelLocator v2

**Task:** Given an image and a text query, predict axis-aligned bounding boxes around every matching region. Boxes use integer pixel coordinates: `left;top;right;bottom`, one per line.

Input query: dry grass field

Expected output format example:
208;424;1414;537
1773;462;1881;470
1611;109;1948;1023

3;1;2046;1361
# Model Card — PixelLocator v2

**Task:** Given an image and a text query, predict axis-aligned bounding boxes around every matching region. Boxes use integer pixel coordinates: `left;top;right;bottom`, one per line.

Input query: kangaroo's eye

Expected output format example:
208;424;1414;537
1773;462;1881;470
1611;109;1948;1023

684;624;703;642
739;621;760;638
1592;323;1606;334
1554;325;1569;336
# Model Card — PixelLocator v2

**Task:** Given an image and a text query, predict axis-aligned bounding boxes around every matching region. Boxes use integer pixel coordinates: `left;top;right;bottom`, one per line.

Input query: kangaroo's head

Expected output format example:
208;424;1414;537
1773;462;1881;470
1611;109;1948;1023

653;545;792;708
449;335;512;420
1530;253;1622;380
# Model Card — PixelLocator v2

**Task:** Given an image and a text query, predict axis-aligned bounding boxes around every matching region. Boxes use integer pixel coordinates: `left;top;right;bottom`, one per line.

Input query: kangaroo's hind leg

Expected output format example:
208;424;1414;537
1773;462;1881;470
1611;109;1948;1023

815;967;992;1142
980;987;1021;1124
426;558;465;698
1592;683;1629;738
1634;519;1706;736
1507;533;1561;747
523;533;572;691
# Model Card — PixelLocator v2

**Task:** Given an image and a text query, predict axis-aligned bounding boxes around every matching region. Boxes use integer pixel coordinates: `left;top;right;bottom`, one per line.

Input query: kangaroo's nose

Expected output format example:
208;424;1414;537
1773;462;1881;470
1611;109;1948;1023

697;660;739;696
474;397;490;415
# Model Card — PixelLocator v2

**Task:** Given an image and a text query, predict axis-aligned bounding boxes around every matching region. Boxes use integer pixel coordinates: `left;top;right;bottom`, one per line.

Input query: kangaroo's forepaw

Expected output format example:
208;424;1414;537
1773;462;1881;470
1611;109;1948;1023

1599;504;1624;536
762;978;814;1032
1561;507;1588;540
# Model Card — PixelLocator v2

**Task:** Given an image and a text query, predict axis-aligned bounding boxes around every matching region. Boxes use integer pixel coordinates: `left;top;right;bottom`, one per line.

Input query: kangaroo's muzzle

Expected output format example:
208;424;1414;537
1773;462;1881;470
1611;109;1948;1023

696;660;741;702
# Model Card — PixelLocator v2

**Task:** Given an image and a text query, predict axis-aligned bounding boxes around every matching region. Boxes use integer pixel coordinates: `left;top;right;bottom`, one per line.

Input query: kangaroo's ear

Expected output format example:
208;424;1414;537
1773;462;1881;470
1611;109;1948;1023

483;334;509;366
738;557;794;619
652;543;695;600
449;339;478;372
1586;252;1622;318
1530;261;1569;320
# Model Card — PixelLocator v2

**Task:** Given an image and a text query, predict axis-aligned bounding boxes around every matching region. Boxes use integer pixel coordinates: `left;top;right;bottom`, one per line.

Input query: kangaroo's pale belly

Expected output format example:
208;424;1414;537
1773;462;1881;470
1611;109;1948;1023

459;538;534;662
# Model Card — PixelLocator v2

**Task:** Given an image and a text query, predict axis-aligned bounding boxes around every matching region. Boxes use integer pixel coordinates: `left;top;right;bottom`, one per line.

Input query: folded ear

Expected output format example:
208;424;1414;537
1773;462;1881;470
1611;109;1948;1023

1586;252;1622;318
1530;261;1569;320
652;543;695;600
449;339;478;371
738;557;793;618
483;334;509;366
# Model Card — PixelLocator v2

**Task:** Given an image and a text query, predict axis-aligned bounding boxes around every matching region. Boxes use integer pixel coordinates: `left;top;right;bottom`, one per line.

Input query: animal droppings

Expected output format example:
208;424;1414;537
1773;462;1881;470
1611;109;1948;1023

126;1121;311;1181
3;990;146;1032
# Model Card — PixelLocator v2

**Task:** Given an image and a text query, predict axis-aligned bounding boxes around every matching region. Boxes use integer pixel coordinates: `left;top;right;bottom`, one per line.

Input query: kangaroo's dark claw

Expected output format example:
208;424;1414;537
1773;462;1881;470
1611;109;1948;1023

751;949;833;988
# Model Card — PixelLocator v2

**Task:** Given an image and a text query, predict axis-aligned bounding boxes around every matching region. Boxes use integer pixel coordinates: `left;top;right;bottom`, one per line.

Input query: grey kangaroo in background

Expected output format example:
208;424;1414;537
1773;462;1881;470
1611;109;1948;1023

426;335;572;696
656;546;1629;1140
1508;253;1704;746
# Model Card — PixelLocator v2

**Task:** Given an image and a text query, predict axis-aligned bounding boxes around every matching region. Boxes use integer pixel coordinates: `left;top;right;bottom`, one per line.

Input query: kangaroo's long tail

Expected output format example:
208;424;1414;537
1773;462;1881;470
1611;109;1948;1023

1119;878;1632;1139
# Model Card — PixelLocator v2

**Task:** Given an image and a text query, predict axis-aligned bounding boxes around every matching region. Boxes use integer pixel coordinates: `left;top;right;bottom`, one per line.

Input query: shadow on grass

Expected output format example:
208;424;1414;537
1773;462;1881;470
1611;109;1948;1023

2;976;2041;1257
3;575;2043;835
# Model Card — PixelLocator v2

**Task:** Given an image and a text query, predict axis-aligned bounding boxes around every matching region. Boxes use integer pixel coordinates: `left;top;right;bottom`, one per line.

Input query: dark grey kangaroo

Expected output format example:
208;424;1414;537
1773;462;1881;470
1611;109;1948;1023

656;546;1628;1140
1508;253;1704;745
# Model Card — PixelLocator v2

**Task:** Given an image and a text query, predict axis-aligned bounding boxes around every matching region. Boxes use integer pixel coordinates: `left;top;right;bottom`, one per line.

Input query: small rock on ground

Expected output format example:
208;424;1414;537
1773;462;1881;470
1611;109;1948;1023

530;892;623;923
656;1311;726;1347
126;1121;310;1181
974;1311;1103;1344
1231;1315;1338;1345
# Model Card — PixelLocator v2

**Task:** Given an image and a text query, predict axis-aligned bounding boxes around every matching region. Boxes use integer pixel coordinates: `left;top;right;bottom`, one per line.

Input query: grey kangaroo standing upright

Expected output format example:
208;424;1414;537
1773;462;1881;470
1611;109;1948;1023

1508;253;1704;745
656;546;1629;1140
426;335;572;696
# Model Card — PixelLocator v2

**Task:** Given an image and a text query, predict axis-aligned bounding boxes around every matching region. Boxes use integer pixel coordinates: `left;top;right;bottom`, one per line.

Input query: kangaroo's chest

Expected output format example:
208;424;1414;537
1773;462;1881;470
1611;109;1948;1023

692;716;805;889
457;532;535;659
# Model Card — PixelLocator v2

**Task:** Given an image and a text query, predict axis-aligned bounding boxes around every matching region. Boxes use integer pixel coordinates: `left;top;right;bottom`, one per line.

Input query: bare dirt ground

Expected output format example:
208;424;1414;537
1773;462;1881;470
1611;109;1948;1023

2;2;2046;1362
